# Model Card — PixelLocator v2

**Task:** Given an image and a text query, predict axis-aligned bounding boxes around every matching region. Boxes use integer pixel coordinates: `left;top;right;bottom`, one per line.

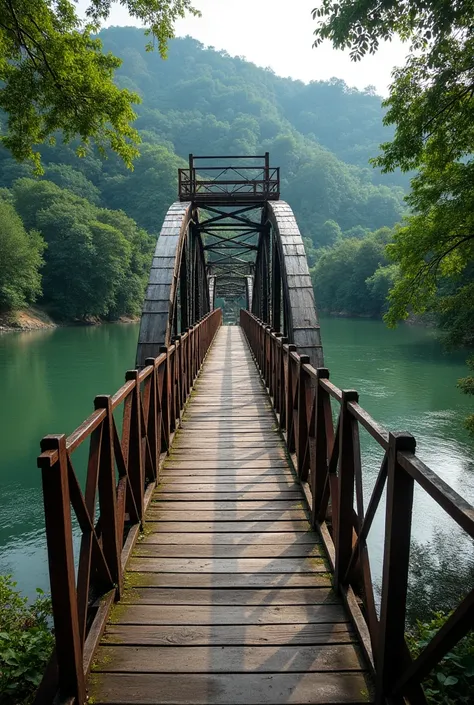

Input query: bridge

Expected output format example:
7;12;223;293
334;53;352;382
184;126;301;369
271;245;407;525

34;156;473;705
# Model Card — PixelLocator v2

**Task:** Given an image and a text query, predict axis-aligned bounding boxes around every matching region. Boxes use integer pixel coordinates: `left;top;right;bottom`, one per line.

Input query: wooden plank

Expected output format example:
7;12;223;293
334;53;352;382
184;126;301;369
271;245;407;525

160;464;296;481
93;643;365;673
134;543;323;558
140;531;317;545
121;587;334;605
88;671;372;704
122;573;330;589
158;478;298;486
145;510;309;521
162;460;289;468
145;521;312;532
154;492;303;501
109;603;348;625
156;482;299;490
102;622;356;646
127;556;327;573
150;500;305;510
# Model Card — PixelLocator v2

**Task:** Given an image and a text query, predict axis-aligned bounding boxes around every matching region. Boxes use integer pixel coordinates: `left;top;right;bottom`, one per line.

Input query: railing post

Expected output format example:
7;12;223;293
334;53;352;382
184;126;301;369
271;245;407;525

160;345;171;452
334;389;359;586
265;325;272;387
94;395;122;597
296;355;311;481
285;344;297;452
145;358;160;482
312;368;330;527
278;336;288;428
38;434;86;704
376;431;416;702
125;370;145;522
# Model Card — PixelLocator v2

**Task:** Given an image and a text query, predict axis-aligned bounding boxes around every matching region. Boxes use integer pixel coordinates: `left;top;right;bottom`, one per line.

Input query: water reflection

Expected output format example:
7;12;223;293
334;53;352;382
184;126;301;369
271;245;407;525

0;323;140;598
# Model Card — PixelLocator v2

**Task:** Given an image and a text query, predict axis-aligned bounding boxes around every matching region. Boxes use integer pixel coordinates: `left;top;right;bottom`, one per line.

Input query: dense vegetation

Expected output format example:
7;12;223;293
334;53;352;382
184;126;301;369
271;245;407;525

0;575;53;704
0;27;407;325
313;0;474;433
0;1;199;170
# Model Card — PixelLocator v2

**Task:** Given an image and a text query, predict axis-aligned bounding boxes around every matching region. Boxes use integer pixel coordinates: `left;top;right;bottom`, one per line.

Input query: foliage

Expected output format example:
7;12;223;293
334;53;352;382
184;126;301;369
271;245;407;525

312;0;474;430
311;228;394;316
0;575;53;704
0;1;199;170
0;199;44;312
384;160;474;326
407;613;474;705
11;178;154;319
457;358;474;435
0;28;410;321
406;531;474;702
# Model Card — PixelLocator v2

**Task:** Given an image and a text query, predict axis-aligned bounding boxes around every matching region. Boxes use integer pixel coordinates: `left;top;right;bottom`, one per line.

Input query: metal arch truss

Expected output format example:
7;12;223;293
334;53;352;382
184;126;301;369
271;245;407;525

136;202;210;366
137;156;323;368
252;202;324;367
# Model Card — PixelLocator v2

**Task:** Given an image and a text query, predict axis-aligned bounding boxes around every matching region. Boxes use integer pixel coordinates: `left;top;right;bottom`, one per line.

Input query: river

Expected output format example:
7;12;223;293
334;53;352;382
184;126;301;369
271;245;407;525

0;317;472;599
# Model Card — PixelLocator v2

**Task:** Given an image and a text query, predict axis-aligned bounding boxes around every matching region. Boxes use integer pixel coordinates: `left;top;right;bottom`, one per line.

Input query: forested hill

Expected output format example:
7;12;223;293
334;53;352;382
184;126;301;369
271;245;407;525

99;28;408;250
0;26;408;322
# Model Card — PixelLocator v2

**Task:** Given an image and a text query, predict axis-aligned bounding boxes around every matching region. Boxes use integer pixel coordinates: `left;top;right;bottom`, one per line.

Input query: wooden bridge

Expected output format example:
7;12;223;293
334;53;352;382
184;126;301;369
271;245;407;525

34;156;473;705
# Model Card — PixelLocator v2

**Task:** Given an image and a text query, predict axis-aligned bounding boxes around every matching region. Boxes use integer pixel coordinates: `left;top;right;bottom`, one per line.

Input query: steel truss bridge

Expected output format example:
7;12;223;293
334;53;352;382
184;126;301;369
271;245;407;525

32;155;473;705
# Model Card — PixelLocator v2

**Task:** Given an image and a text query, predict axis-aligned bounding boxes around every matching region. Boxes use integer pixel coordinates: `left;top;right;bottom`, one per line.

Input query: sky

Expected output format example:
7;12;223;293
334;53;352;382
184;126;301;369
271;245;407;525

77;0;408;96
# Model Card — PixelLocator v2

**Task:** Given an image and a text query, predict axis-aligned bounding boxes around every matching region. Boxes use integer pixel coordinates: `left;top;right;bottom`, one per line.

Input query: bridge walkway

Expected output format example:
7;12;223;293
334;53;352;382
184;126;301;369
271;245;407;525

89;327;373;704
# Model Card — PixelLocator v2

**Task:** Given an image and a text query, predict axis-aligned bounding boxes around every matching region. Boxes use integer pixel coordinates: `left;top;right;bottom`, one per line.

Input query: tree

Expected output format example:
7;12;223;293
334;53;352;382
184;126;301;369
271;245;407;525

0;199;44;311
313;0;474;430
11;178;153;319
311;229;391;317
0;1;199;170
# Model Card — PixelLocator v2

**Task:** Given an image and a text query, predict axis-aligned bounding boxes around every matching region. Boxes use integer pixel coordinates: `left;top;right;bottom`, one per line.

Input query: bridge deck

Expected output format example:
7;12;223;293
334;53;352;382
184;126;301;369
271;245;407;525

89;327;373;704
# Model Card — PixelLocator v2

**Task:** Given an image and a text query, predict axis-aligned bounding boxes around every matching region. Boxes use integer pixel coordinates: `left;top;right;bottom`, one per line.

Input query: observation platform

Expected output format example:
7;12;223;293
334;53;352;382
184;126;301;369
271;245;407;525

178;154;280;205
88;327;372;704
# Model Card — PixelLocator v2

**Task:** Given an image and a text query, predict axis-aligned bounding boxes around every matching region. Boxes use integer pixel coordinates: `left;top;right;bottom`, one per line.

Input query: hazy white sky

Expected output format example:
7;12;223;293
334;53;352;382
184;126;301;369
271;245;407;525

78;0;408;95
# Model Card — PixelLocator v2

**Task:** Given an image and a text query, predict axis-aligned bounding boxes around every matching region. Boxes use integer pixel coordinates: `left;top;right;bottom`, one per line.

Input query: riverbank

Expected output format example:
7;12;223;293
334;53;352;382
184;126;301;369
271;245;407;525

0;307;139;333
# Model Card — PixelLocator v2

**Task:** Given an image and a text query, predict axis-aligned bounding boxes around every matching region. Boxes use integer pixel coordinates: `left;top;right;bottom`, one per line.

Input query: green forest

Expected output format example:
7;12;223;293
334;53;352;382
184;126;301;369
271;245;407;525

0;27;407;322
0;25;472;431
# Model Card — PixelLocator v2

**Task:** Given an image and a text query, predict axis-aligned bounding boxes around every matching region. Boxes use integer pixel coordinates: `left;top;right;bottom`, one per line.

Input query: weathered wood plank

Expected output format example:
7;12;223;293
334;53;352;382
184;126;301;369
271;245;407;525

145;521;312;532
139;531;317;545
121;587;335;605
134;543;323;558
150;500;305;510
122;572;330;589
145;509;308;521
93;644;365;673
88;672;372;704
127;556;327;574
102;622;356;647
109;603;348;625
154;492;303;501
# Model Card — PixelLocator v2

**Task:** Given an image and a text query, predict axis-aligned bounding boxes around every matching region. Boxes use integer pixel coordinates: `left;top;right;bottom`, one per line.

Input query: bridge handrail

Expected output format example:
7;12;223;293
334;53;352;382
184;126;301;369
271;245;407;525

35;309;223;704
240;309;474;705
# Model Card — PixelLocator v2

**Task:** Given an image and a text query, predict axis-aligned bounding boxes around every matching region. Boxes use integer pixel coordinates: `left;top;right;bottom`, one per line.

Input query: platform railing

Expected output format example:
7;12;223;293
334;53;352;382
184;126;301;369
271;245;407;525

241;309;474;705
35;309;223;704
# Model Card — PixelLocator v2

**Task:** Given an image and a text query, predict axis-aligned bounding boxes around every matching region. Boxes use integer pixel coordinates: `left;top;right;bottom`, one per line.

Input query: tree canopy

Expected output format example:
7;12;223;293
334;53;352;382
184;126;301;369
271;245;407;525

0;1;199;170
313;0;474;431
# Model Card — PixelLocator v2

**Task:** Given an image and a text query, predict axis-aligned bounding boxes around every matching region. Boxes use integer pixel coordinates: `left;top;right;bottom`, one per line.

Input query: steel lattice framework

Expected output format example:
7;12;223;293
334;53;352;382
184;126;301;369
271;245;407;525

136;154;323;367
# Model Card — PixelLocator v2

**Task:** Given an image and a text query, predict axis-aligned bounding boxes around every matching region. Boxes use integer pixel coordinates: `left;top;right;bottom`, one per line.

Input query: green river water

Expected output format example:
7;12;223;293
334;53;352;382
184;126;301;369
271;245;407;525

0;317;472;598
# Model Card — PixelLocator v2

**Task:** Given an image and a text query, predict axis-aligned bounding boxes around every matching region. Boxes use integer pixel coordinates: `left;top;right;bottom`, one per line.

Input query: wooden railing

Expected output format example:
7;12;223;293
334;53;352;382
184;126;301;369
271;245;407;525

241;309;474;705
36;309;223;704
